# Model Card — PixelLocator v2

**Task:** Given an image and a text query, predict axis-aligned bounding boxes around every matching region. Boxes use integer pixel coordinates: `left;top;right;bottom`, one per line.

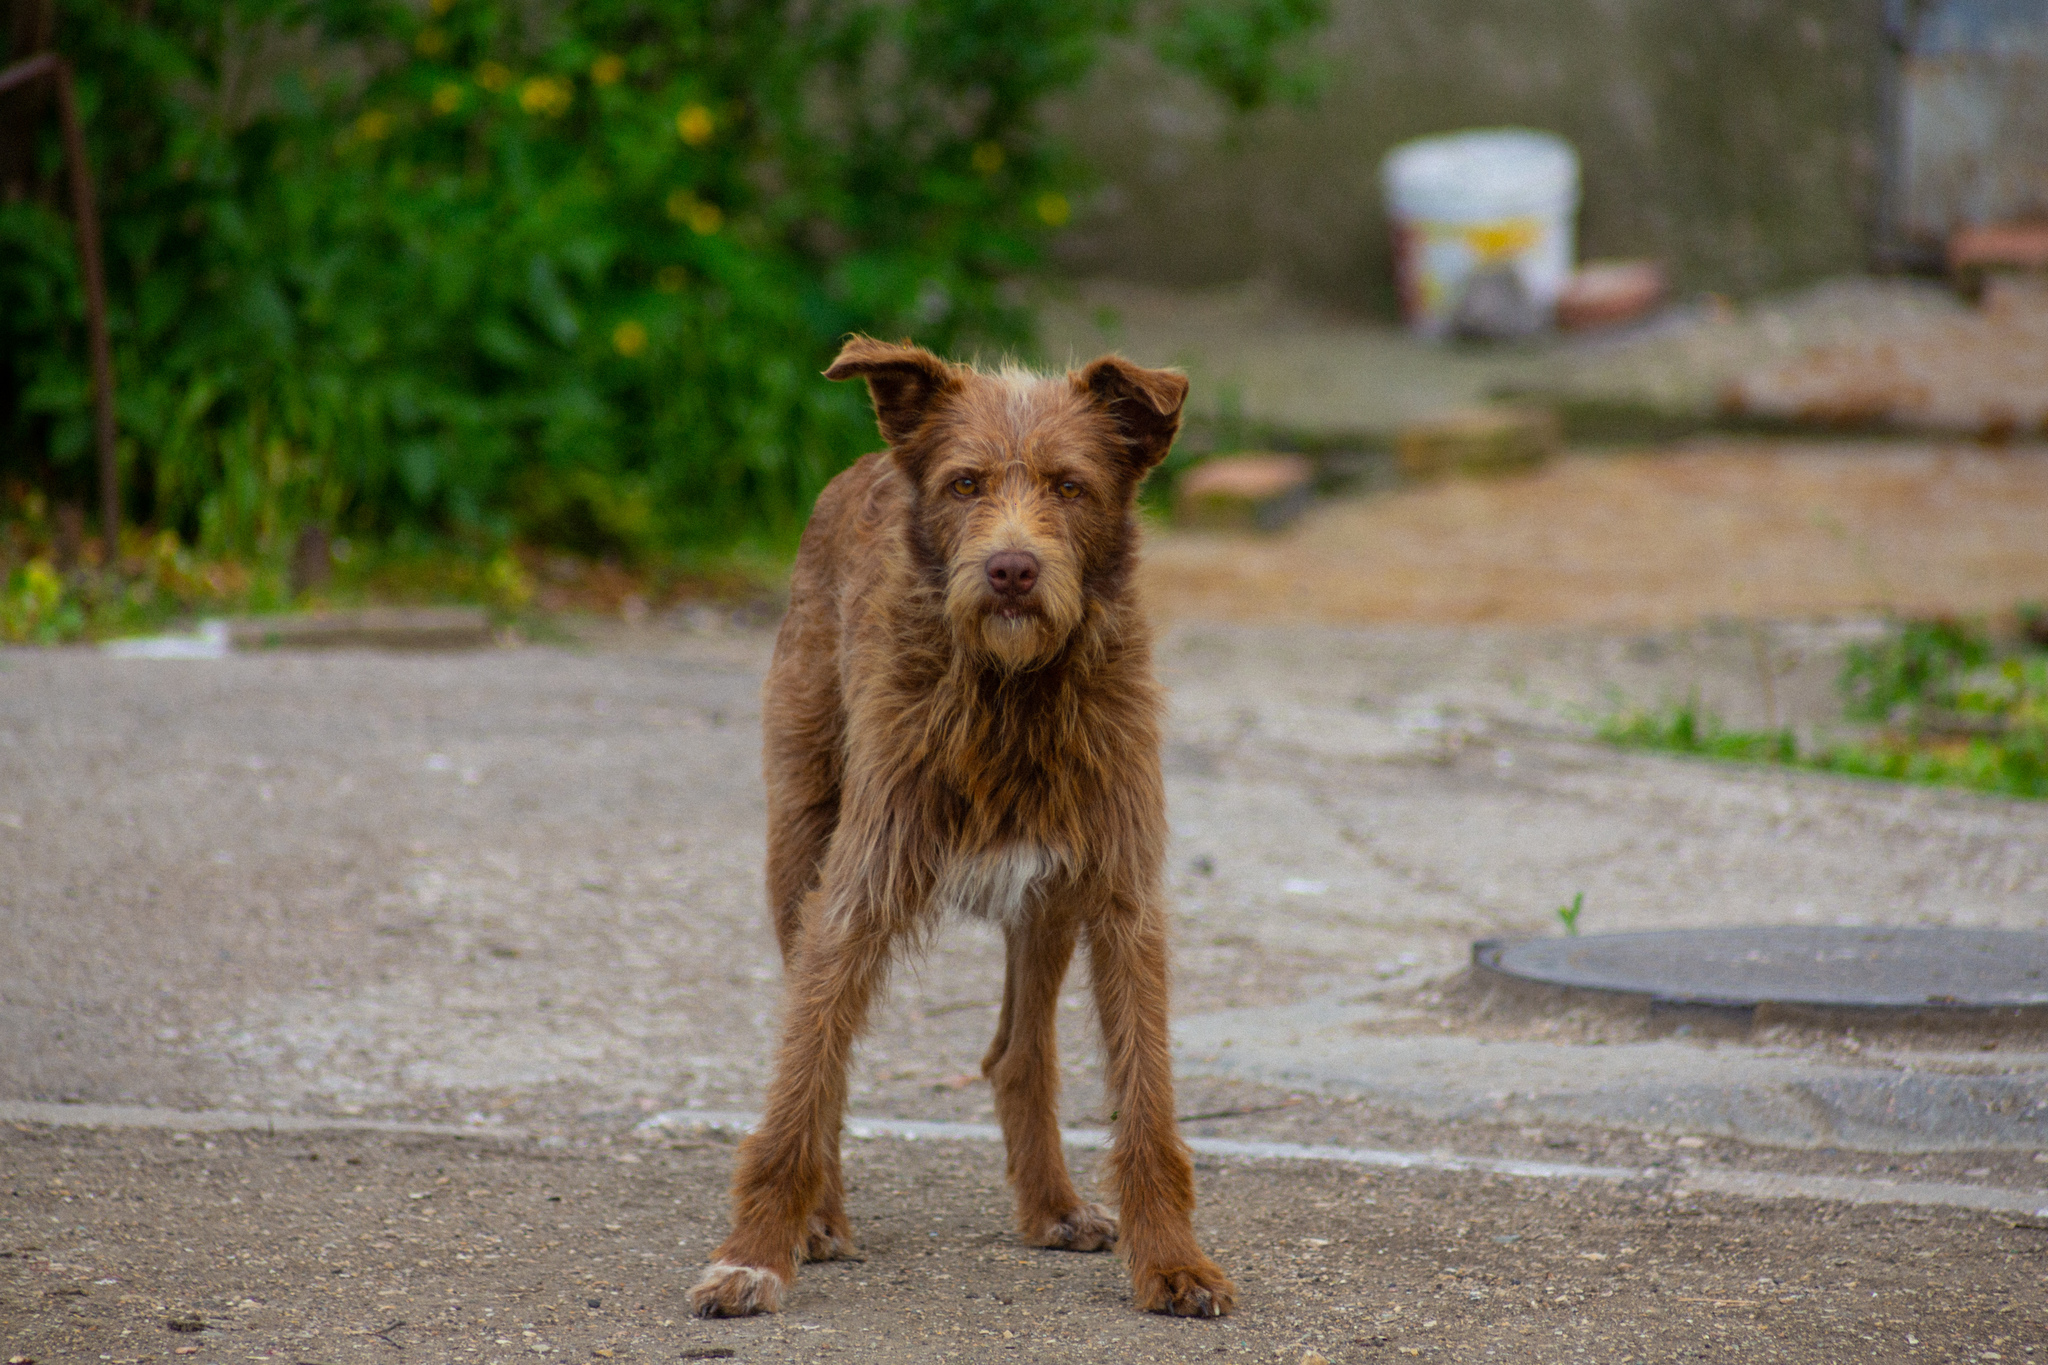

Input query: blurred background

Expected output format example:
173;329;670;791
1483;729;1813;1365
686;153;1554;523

3;0;2047;796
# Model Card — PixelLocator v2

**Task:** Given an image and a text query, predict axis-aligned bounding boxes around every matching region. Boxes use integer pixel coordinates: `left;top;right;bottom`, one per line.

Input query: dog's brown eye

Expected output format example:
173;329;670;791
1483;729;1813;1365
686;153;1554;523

951;476;978;497
1056;480;1082;500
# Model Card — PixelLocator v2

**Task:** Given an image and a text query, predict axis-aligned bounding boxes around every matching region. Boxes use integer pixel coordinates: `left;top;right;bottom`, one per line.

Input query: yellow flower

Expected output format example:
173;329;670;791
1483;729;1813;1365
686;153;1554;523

414;27;448;57
1034;191;1070;227
971;141;1004;174
355;109;393;141
665;189;723;234
519;75;572;117
675;103;714;146
23;559;61;611
475;61;512;92
486;552;533;611
431;82;464;115
655;265;687;293
612;320;649;357
590;53;625;86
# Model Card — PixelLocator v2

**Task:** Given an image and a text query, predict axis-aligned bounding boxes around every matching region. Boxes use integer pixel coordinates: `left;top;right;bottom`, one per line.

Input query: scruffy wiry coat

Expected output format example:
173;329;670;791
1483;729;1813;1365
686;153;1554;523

689;337;1235;1320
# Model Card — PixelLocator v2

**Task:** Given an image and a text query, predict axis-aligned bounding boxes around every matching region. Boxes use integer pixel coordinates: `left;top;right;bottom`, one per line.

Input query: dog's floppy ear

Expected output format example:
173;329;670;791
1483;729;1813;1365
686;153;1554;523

824;336;961;448
1073;355;1188;474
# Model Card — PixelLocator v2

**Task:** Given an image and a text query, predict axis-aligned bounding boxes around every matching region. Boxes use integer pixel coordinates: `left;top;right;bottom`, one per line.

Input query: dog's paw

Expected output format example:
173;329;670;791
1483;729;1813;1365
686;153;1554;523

802;1213;862;1262
1131;1258;1236;1318
1032;1201;1118;1252
688;1261;785;1318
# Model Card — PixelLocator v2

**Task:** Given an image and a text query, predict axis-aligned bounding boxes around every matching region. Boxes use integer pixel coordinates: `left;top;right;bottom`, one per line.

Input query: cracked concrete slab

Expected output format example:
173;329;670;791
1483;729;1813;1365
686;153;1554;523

1172;994;2048;1153
4;618;2045;1155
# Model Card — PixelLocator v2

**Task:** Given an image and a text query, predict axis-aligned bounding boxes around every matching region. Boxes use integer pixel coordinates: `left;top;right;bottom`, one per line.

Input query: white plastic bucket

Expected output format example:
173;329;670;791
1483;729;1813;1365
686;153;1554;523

1381;129;1580;339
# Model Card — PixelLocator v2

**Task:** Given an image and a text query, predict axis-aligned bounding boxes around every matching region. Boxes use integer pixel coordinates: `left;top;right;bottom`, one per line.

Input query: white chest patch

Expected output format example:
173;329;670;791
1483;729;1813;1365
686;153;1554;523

934;843;1055;929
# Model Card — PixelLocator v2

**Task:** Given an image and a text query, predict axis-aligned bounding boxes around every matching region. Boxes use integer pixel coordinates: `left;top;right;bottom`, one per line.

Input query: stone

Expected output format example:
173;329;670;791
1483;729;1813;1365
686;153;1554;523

225;607;495;651
1451;266;1543;341
1557;259;1666;331
288;525;333;596
1723;280;2048;437
1949;221;2048;297
1394;406;1558;480
1175;454;1314;532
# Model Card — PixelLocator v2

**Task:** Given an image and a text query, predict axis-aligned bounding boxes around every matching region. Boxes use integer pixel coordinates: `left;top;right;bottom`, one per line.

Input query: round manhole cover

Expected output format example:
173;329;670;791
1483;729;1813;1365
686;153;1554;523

1474;927;2048;1012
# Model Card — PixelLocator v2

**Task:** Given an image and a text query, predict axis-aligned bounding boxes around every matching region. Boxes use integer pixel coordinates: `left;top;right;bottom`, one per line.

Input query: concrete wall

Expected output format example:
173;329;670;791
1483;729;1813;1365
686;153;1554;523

1899;0;2048;252
1047;0;1887;313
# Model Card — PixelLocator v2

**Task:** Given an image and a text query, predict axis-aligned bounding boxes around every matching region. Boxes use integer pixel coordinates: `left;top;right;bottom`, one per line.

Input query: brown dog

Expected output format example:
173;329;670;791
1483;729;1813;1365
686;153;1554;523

686;337;1235;1320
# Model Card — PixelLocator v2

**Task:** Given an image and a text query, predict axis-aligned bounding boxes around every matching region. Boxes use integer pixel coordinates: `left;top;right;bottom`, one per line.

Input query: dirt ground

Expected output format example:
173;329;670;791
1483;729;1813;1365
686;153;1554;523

1141;439;2048;628
5;1121;2044;1365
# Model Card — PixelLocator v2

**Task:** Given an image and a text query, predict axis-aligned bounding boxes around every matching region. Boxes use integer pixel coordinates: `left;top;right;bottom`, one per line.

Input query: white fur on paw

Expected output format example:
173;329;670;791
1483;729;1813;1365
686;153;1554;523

688;1260;784;1318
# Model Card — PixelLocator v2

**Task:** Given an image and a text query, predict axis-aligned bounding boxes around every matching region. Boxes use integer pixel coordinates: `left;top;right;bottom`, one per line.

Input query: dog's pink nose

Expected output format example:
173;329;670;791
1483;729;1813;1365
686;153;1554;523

985;551;1039;599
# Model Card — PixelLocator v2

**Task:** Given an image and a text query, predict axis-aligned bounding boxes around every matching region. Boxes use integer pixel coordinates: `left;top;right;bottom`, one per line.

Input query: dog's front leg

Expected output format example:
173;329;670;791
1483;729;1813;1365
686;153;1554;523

1088;903;1237;1318
983;908;1118;1251
689;906;893;1317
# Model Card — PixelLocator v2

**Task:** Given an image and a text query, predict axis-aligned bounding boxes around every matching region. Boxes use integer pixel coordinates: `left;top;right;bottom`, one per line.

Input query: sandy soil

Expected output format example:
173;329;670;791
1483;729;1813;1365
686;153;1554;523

1140;440;2048;629
6;1122;2043;1365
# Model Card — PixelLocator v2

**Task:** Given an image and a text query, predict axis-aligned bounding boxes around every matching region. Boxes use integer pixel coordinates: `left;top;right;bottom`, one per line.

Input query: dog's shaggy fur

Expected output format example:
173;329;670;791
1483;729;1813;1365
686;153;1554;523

687;338;1235;1320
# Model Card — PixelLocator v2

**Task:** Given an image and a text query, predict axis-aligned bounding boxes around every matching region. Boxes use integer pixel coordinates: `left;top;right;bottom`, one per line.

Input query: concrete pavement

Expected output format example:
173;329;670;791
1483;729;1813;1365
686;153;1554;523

4;621;2045;1145
6;619;2048;1363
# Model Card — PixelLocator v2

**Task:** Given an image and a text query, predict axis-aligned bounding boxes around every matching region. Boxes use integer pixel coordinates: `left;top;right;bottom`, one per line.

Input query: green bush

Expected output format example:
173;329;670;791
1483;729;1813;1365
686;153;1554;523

2;0;1322;564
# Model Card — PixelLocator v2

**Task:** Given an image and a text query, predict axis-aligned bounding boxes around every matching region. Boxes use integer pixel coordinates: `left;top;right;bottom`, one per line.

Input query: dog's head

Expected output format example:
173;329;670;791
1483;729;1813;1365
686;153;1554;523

826;337;1186;671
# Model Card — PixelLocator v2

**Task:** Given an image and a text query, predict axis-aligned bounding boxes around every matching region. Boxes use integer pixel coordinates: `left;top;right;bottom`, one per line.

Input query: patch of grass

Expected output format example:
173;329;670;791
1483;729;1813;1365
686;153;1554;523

1839;618;1992;725
0;535;528;645
1;488;784;645
1599;614;2048;801
1;521;289;645
1600;697;1800;765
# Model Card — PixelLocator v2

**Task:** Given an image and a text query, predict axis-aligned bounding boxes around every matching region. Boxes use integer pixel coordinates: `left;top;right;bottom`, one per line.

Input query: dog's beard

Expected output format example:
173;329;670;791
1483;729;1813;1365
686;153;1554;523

976;609;1055;670
943;558;1082;672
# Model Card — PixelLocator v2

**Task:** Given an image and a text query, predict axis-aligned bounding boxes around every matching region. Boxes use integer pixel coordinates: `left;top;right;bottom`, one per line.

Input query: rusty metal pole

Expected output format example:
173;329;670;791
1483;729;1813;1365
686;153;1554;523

52;58;119;567
0;52;119;566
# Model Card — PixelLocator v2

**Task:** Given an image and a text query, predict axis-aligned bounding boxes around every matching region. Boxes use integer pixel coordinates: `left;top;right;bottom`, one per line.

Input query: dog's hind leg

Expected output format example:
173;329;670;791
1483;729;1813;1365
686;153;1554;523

689;901;893;1317
761;658;842;967
764;785;837;966
983;908;1118;1252
1088;902;1237;1317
